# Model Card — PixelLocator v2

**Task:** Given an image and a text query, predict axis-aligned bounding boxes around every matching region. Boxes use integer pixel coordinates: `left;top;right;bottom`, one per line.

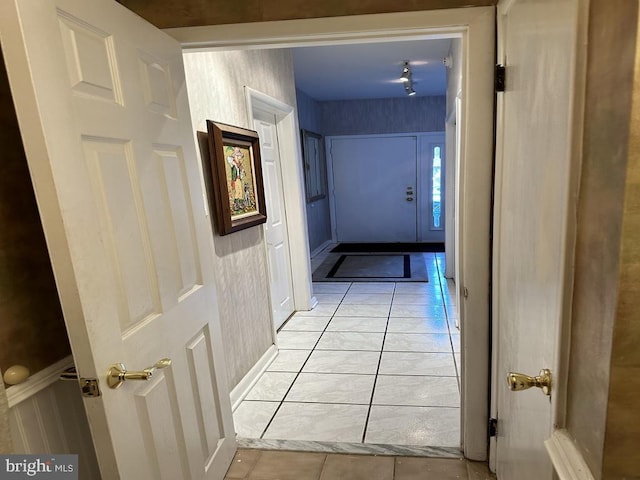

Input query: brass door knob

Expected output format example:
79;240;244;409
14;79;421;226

107;358;172;389
507;369;551;396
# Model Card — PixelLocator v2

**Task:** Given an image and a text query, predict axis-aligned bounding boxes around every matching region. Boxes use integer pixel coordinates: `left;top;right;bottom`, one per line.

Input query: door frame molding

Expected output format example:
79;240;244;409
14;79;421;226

245;87;316;313
325;132;445;243
169;7;495;460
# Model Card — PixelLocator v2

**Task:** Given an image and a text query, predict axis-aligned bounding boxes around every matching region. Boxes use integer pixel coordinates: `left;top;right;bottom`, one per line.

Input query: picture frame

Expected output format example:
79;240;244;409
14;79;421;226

205;120;267;235
301;129;327;202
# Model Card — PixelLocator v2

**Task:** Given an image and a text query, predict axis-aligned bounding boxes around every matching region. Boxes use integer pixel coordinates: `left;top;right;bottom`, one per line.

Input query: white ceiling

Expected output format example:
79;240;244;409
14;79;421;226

292;39;452;101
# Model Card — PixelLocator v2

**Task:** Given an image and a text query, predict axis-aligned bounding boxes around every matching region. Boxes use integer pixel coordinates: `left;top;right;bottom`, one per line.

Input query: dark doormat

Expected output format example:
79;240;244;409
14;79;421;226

313;253;428;282
331;242;445;253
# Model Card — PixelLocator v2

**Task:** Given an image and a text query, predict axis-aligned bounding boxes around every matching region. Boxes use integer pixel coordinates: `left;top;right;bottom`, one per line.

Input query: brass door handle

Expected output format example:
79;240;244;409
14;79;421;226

507;369;551;396
107;358;172;389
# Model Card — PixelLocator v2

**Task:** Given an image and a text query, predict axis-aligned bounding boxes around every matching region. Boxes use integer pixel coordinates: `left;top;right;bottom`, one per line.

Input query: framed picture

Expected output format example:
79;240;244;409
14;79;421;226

301;129;327;202
205;120;267;235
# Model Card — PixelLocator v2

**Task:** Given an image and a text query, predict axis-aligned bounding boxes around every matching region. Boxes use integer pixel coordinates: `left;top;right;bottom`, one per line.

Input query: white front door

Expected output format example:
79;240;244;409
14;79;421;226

493;0;581;478
331;136;418;243
253;109;295;330
0;0;235;478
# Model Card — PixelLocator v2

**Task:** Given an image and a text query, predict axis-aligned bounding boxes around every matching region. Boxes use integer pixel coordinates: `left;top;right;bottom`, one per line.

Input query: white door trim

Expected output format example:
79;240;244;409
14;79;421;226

170;7;495;460
544;430;596;480
245;87;315;312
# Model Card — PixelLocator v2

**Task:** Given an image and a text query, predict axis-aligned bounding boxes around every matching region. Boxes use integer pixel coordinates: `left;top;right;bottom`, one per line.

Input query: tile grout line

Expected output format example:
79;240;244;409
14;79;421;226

247;256;459;448
360;282;396;444
258;283;352;439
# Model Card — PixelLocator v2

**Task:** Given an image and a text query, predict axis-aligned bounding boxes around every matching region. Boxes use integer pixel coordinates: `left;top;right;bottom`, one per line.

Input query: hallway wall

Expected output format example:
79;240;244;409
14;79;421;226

444;38;461;278
320;96;446;136
183;48;297;389
601;1;640;476
296;89;331;253
565;1;640;478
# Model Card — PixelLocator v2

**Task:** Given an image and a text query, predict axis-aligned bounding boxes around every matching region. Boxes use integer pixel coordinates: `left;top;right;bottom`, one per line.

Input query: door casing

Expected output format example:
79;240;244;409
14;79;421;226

245;87;316;314
169;7;495;460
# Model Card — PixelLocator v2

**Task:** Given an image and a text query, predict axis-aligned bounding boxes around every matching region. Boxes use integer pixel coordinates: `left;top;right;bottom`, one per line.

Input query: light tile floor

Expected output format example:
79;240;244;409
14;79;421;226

233;252;460;448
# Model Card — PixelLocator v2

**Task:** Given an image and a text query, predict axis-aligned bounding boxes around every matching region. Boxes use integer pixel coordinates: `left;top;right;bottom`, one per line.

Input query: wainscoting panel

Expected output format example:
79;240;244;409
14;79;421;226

9;380;101;479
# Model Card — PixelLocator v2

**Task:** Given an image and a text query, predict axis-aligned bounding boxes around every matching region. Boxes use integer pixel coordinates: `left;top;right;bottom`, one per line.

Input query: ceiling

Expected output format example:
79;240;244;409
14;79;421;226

292;39;452;101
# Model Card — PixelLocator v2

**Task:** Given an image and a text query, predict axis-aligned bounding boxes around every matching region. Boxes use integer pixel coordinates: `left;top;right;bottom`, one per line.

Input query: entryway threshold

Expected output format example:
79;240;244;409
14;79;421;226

236;438;462;458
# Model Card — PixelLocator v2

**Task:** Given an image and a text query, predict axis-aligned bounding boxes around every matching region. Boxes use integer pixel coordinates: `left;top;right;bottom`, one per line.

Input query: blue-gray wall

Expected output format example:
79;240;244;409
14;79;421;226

296;89;332;253
297;87;322;132
296;91;447;253
320;96;446;136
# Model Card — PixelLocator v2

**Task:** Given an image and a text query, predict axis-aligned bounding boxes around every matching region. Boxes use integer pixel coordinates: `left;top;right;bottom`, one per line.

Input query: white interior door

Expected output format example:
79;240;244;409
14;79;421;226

0;0;236;478
253;109;295;330
493;0;580;478
331;136;417;243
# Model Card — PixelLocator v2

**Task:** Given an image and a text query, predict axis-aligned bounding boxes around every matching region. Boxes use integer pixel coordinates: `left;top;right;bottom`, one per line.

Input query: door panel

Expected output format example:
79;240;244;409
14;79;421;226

331;136;418;242
253;110;294;330
494;0;579;478
0;0;235;477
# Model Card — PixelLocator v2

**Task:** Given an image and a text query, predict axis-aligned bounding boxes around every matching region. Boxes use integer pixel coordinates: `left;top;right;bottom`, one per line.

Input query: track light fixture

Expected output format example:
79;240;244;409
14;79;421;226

400;61;411;82
400;60;416;97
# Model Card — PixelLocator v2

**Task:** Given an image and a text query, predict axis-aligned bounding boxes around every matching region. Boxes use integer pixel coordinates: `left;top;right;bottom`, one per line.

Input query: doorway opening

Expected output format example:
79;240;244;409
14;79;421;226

174;6;494;461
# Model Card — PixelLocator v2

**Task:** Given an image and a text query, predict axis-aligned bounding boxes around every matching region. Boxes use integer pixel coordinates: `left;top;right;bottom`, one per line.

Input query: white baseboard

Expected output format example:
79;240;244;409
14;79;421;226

230;345;278;411
310;240;333;259
545;429;595;480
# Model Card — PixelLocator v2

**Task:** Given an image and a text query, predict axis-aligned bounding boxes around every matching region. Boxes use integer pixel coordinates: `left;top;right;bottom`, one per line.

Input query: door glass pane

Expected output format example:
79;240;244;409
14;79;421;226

432;146;442;229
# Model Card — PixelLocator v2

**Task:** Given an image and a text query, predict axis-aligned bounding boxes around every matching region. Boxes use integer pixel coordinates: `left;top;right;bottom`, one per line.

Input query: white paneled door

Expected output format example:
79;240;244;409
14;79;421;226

0;0;235;478
253;110;295;330
331;136;418;243
493;0;581;478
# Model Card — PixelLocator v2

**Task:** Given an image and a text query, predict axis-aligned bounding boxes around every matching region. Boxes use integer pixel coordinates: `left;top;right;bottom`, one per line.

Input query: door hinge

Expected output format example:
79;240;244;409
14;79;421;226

495;65;506;92
463;287;469;299
489;417;498;437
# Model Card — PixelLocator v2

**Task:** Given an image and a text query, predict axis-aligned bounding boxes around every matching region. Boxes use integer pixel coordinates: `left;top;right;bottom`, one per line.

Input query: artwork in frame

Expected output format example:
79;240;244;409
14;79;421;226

205;120;267;235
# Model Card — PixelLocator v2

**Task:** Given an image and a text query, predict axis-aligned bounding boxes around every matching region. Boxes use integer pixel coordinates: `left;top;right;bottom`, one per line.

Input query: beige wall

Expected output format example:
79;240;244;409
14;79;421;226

117;0;497;28
565;1;639;478
183;48;297;388
601;6;640;478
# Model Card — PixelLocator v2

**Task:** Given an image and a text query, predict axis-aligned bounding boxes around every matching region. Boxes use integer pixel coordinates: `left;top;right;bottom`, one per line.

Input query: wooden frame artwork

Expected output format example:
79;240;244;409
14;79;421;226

205;120;267;235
